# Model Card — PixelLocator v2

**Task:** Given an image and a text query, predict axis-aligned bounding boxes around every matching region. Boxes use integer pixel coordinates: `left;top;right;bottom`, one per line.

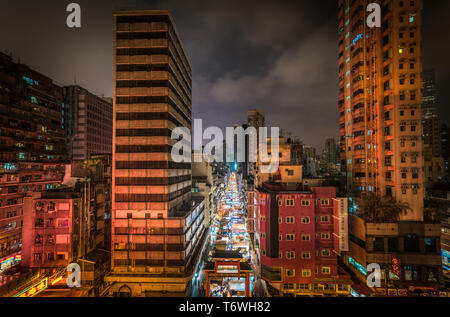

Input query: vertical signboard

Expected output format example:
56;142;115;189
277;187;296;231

333;198;349;254
391;255;401;278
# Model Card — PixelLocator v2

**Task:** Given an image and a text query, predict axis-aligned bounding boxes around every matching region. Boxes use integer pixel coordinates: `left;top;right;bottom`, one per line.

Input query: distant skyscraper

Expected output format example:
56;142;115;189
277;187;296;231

63;85;113;160
421;70;444;186
441;123;450;182
248;110;265;131
324;138;339;164
247;110;265;177
107;10;206;297
422;69;439;119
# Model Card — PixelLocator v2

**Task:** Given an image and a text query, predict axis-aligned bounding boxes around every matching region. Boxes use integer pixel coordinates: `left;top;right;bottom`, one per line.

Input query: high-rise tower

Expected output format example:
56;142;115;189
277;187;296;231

107;10;207;297
338;0;443;291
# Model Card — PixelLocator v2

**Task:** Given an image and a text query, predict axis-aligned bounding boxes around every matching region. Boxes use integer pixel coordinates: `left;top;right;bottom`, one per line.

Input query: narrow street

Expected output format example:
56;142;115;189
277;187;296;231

196;172;258;297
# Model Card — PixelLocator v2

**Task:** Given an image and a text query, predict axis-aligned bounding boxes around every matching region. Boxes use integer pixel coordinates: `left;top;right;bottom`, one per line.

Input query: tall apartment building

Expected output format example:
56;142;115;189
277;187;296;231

255;184;352;297
421;70;444;187
0;52;68;276
63;85;113;160
421;69;438;119
338;0;443;292
248;110;265;133
324;138;339;164
192;151;214;227
106;10;207;296
442;124;450;182
22;157;111;269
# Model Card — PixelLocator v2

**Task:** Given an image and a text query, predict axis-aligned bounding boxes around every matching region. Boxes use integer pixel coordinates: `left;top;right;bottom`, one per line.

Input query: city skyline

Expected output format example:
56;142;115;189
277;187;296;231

0;0;449;300
1;0;449;151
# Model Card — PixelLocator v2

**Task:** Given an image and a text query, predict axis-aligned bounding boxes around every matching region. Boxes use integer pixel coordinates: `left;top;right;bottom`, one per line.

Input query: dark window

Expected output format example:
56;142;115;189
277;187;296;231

404;234;420;252
373;237;384;252
388;238;398;252
424;238;437;253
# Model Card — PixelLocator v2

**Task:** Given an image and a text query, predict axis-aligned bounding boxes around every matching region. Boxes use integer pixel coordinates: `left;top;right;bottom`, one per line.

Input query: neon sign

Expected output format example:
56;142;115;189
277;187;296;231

348;256;367;276
351;33;364;46
14;278;48;297
0;252;22;273
51;276;63;285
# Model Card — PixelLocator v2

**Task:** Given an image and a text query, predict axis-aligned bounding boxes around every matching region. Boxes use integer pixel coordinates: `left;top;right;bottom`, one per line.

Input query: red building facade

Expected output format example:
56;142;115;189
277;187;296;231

255;184;351;296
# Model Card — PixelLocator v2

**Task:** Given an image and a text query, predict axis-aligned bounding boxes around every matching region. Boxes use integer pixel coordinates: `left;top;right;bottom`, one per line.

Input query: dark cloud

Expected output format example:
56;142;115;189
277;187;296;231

0;0;448;151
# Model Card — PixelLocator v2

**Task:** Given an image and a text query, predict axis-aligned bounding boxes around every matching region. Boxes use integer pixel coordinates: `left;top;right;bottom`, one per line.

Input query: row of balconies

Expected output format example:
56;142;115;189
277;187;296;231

114;243;185;252
116;70;168;81
115;51;191;91
116;38;168;49
116;54;168;65
116;86;168;96
32;243;70;251
116;22;169;33
168;29;191;75
114;227;185;236
34;227;70;234
113;250;185;261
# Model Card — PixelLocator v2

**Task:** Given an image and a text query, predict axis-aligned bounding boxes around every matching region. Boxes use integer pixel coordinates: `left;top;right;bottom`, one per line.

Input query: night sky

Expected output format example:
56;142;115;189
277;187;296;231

0;0;449;151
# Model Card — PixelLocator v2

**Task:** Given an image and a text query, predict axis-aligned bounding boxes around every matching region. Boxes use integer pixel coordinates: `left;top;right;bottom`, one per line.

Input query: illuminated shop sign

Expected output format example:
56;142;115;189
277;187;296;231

0;252;22;273
442;250;450;270
13;278;48;297
351;33;363;46
0;163;17;173
348;256;367;276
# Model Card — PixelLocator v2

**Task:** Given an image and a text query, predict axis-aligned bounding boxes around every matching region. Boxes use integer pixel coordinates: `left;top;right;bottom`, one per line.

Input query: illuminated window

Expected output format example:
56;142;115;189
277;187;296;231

286;234;295;241
302;269;311;277
286;269;295;277
301;252;311;259
286;251;295;259
301;217;310;224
